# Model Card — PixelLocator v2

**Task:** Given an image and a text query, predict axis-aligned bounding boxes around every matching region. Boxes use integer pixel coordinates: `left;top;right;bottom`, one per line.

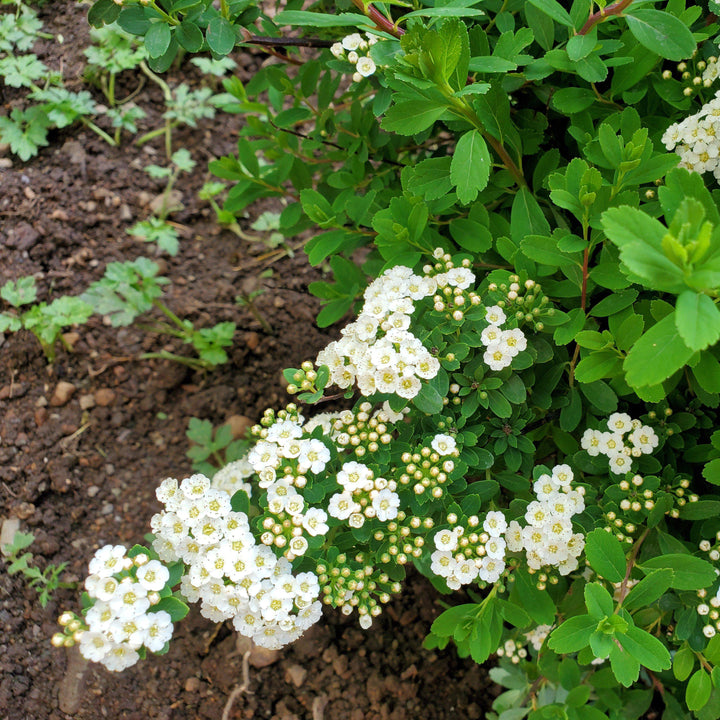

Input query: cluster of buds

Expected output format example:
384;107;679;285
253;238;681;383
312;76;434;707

695;586;720;638
661;56;718;96
52;611;87;649
396;440;458;499
496;637;529;664
330;33;378;82
373;514;433;565
331;402;397;459
316;552;401;628
426;249;482;322
486;275;551;332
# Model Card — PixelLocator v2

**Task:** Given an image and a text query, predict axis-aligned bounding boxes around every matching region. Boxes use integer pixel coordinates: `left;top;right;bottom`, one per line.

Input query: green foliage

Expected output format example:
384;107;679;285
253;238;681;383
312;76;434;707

76;0;720;716
186;418;249;477
0;276;94;360
2;531;73;608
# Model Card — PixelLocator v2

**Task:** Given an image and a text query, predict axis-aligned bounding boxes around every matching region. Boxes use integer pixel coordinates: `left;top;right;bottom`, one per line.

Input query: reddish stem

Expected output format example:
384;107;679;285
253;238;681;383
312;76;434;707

578;0;634;35
351;0;405;37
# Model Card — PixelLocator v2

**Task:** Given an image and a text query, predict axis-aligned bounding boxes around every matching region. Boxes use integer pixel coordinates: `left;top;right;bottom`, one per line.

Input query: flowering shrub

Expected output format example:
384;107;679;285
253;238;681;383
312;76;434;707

52;0;720;717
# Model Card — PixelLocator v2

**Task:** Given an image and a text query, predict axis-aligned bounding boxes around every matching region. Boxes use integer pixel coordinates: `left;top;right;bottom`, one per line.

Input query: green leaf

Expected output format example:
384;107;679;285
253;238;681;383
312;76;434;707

692;351;720;394
687;669;713;712
551;87;596;114
609;642;640;687
548;614;596;653
640;554;716;591
450;130;491;204
153;595;189;622
623;314;694;389
511;567;556;625
412;382;444;414
88;0;121;27
675;291;720;352
673;644;695;681
622;568;674;612
679;500;720;520
511;187;550;244
526;0;573;26
145;22;172;58
585;528;626;583
176;21;204;52
381;99;448;135
585;582;614;619
205;16;236;56
618;626;671;672
273;10;376;27
703;458;720;486
430;603;476;637
625;9;697;62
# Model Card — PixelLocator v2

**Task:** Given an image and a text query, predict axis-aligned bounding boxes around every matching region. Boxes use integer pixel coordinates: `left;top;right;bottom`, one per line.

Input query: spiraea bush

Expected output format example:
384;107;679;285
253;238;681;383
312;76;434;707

50;0;720;718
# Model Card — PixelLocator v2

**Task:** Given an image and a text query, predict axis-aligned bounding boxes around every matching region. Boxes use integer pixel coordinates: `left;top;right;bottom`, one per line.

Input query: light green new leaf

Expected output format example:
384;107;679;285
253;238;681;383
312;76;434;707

450;130;491;204
623;314;694;389
625;9;697;62
609;643;641;687
686;669;713;712
526;0;573;26
273;11;374;28
584;582;613;619
675;291;720;352
585;528;626;583
548;614;596;653
602;206;666;249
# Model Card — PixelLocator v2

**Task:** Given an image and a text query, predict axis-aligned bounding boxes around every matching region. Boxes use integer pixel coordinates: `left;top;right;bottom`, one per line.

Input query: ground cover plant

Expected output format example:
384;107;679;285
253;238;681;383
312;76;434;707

5;0;720;717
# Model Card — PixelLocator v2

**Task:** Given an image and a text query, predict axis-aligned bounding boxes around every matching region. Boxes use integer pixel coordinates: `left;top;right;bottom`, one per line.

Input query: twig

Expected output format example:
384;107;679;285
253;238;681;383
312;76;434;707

221;649;253;720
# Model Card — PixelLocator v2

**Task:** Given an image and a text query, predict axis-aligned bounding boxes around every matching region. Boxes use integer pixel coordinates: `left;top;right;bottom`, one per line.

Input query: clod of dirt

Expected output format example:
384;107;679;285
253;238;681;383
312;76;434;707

50;381;76;407
226;414;252;439
235;636;280;669
57;645;90;715
6;222;40;251
93;389;116;407
284;664;307;688
79;394;95;410
0;516;20;549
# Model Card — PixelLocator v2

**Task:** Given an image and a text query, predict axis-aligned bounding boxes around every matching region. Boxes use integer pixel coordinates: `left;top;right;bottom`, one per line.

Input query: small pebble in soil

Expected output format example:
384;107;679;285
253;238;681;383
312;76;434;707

284;664;307;688
49;382;76;407
94;389;115;407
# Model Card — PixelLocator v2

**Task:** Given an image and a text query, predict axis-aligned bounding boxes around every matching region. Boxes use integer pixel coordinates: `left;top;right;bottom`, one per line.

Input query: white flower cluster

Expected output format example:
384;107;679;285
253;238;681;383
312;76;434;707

327;460;400;528
78;545;173;671
496;637;528;663
316;265;441;399
662;90;720;179
150;474;322;650
581;413;659;475
330;32;378;82
211;457;254;498
480;304;528;371
430;510;508;589
505;464;585;576
525;624;553;651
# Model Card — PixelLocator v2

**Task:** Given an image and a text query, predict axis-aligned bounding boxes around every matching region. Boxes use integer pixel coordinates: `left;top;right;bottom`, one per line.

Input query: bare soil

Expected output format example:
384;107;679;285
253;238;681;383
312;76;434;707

0;5;493;719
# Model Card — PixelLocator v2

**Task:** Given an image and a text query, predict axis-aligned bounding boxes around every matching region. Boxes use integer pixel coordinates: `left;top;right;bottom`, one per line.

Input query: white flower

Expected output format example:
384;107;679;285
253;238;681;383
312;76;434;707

79;631;114;662
431;434;456;456
627;425;659;454
103;643;140;671
88;545;128;578
330;42;344;58
372;489;400;522
607;413;633;434
342;33;363;50
483;343;512;371
485;306;506;325
136;560;170;592
499;329;526;357
356;56;376;78
580;429;603;456
328;492;359;520
434;528;459;552
483;511;507;537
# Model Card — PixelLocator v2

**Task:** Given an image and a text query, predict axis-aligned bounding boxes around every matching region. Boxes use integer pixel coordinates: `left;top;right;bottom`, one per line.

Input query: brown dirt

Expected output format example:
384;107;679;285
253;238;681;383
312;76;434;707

0;5;492;719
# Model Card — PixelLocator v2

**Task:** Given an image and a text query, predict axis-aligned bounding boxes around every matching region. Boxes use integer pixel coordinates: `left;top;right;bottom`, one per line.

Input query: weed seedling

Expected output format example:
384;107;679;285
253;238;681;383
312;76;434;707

2;531;75;608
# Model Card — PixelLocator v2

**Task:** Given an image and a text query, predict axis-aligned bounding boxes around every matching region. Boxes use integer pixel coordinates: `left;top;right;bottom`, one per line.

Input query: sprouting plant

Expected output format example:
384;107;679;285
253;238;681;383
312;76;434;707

186;418;250;478
82;258;236;370
127;148;196;256
128;216;180;256
235;270;274;335
0;277;94;360
190;56;237;78
2;531;74;608
136;64;221;157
